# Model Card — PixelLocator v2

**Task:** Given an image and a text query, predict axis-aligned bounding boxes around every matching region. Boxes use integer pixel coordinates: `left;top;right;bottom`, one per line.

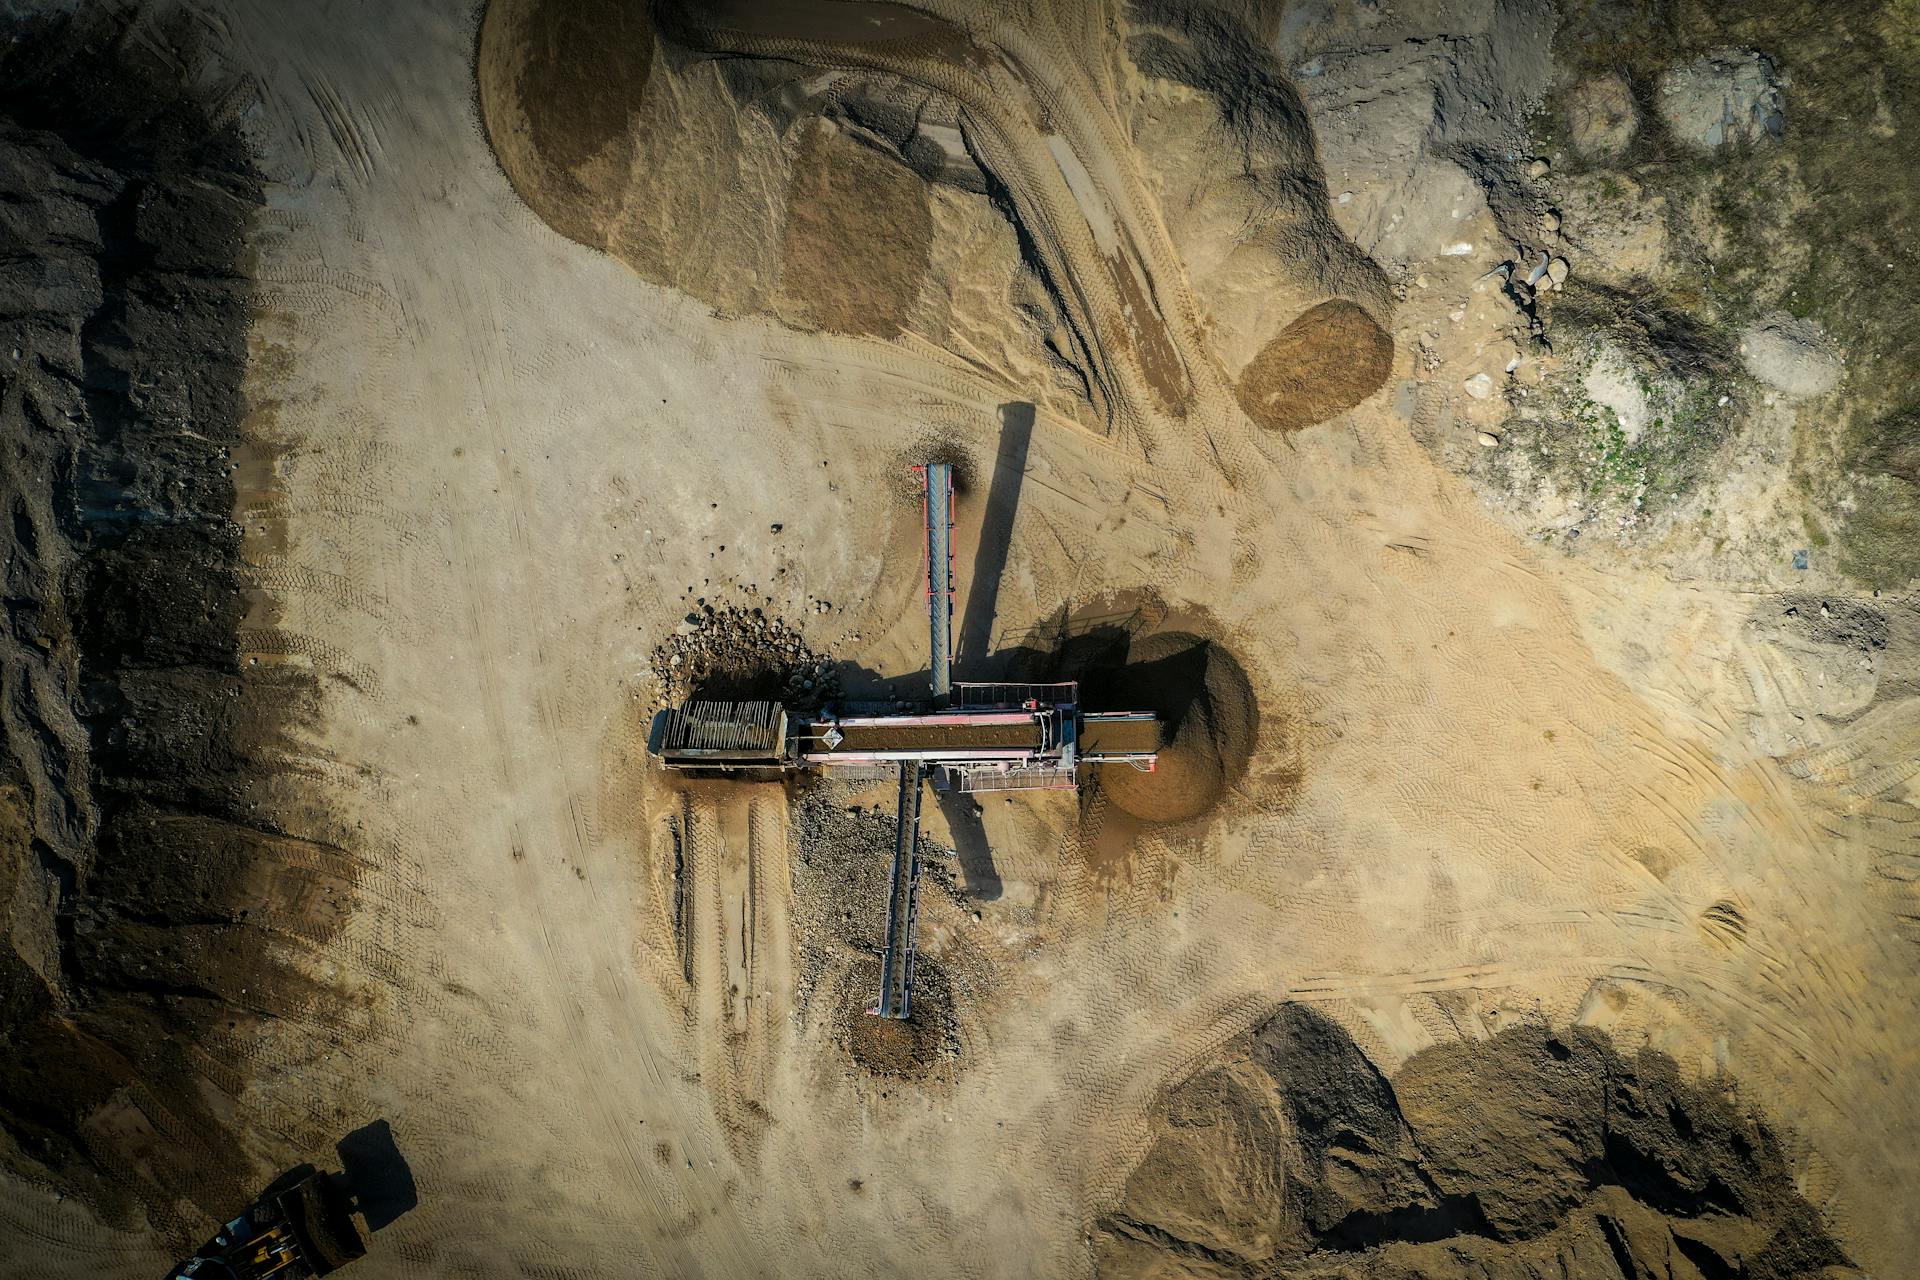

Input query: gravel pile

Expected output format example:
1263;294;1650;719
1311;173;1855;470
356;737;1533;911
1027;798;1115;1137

648;604;839;710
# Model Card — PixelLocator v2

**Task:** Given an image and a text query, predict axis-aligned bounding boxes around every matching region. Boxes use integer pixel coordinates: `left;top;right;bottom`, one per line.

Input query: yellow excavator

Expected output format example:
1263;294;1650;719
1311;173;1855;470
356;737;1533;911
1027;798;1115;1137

166;1165;366;1279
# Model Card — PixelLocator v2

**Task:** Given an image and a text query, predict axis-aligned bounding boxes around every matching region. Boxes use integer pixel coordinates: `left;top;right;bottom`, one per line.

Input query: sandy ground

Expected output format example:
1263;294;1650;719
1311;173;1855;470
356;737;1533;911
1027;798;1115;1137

1;0;1915;1276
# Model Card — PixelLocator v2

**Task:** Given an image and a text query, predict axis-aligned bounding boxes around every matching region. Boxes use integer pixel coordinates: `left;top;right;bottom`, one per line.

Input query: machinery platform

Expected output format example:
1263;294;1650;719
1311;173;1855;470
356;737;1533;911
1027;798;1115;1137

648;461;1162;1019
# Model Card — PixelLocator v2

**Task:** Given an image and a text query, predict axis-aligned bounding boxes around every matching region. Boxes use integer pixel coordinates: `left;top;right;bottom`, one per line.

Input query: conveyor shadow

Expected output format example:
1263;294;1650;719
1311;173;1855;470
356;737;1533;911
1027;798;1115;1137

933;785;1001;901
957;401;1034;672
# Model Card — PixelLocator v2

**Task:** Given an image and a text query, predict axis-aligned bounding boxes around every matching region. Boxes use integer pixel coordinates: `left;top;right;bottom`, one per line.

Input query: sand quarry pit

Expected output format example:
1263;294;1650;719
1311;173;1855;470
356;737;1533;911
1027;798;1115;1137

3;1;1918;1278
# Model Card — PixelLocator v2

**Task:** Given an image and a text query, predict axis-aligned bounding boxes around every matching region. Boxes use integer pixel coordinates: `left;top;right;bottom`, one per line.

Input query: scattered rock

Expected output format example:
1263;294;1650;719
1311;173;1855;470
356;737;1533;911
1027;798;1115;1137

1463;372;1495;400
1657;49;1785;151
1526;157;1550;180
649;605;839;710
1740;314;1842;398
1477;431;1502;447
1564;74;1638;158
1546;257;1569;288
1540;209;1561;234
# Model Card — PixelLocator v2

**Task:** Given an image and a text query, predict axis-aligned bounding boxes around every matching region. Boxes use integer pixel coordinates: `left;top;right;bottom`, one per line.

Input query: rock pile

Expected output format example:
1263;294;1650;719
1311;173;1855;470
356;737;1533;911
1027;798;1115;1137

648;604;839;710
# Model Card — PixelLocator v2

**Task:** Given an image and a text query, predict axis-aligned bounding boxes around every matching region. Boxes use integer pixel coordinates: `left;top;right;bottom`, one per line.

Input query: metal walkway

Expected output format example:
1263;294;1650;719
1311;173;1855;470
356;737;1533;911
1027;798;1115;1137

876;762;925;1019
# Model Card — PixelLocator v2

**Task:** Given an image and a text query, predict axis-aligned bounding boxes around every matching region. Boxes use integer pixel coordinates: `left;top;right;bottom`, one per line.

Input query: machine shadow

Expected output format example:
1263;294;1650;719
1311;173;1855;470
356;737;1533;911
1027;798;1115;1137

165;1121;414;1278
336;1117;418;1232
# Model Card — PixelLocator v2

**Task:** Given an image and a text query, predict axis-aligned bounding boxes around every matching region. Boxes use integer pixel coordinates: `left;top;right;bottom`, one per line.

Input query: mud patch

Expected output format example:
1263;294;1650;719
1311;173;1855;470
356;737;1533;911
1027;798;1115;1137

1102;1009;1851;1276
1233;301;1394;433
0;12;358;1243
775;120;933;340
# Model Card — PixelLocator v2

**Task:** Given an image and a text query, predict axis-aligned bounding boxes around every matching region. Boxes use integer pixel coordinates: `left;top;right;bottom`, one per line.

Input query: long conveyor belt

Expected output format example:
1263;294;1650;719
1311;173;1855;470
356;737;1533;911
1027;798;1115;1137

799;716;1044;756
876;762;925;1019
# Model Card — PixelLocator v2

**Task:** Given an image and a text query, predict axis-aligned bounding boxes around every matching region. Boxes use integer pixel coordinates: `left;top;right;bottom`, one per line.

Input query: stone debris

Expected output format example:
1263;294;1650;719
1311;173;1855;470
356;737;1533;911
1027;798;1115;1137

648;605;840;710
1657;49;1785;151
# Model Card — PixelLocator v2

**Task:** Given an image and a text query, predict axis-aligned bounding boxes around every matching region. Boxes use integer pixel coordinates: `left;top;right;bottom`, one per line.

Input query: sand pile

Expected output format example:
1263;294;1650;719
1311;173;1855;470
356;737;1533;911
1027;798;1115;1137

475;0;652;248
480;0;942;340
1233;301;1395;434
1100;1007;1852;1277
775;119;932;340
1082;632;1258;826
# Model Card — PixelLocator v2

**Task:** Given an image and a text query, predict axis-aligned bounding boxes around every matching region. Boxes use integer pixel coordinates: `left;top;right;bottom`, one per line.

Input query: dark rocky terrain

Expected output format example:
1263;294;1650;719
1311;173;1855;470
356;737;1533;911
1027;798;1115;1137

0;13;357;1244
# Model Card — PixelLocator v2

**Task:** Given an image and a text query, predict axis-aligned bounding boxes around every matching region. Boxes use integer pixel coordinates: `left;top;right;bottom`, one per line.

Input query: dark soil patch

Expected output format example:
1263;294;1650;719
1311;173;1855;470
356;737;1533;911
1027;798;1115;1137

0;12;356;1244
1234;301;1394;432
1105;1011;1853;1275
776;120;933;341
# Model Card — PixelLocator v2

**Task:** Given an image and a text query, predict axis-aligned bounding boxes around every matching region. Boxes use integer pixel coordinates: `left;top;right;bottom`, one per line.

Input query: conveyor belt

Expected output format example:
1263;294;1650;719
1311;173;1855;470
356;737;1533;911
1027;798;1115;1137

923;463;954;704
800;717;1043;754
1080;713;1160;757
877;762;924;1019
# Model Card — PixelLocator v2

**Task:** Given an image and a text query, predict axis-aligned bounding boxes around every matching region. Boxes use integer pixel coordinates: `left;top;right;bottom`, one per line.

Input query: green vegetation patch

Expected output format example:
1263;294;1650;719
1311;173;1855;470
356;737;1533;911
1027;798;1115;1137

1844;408;1920;587
1549;0;1920;583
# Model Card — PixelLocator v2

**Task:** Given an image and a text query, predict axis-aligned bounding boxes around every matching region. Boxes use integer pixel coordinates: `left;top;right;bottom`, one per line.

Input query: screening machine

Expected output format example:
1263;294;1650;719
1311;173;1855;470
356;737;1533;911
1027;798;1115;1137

650;463;1161;1018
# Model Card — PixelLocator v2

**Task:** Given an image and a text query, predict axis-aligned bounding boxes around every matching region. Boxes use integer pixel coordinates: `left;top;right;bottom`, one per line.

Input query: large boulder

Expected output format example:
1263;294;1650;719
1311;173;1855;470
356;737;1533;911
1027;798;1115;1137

1657;48;1785;150
1564;73;1638;158
1740;314;1842;397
